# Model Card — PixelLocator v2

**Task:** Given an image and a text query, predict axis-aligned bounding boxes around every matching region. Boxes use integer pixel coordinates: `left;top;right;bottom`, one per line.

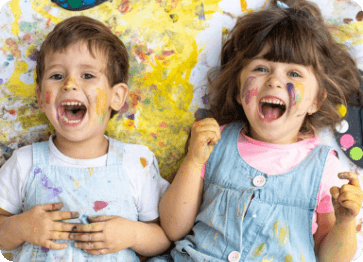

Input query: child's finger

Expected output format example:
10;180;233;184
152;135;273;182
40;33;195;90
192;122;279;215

338;172;360;187
43;202;63;211
43;240;68;250
73;222;103;232
87;215;115;223
339;200;361;216
84;249;108;255
53;222;80;232
51;231;72;241
51;211;79;221
74;241;106;250
330;186;340;199
70;232;103;242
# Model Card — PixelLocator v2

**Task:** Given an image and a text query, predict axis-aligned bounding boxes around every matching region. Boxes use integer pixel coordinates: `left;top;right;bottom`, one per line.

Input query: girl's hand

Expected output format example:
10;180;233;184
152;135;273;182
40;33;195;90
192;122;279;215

18;202;79;249
70;215;137;255
186;118;221;166
330;172;363;225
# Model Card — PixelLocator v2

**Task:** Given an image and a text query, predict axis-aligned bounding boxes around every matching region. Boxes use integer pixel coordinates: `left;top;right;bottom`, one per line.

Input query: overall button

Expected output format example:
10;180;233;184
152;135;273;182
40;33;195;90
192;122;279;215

253;175;266;187
228;251;240;262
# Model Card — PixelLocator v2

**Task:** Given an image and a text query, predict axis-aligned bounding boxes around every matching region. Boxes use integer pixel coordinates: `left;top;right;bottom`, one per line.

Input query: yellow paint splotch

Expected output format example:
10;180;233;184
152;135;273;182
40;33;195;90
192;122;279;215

140;157;147;168
273;220;289;247
88;168;94;177
284;254;293;262
337;104;347;117
262;254;274;262
293;82;305;106
9;0;22;36
96;87;108;124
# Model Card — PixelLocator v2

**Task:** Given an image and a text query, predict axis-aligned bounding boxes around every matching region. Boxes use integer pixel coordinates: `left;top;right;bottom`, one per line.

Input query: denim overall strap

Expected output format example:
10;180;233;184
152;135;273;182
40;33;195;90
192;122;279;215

107;137;124;166
32;141;50;166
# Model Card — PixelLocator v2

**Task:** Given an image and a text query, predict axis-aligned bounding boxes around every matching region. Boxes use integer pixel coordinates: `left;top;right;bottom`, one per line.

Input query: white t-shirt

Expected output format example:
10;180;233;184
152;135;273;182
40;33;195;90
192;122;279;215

0;136;169;222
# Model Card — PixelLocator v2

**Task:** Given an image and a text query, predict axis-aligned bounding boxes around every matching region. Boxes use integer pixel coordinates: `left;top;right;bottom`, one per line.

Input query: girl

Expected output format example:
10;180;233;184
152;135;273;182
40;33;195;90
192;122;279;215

155;0;363;261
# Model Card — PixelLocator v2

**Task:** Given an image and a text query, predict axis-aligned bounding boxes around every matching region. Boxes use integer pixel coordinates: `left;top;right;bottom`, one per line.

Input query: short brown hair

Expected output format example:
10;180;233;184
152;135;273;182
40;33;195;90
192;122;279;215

36;15;129;118
209;0;362;135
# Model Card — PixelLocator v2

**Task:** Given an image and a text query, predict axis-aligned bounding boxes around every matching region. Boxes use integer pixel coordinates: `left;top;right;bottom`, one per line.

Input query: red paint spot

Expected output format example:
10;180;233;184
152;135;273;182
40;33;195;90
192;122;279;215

46;91;52;104
8;109;16;116
140;157;147;168
52;203;55;210
159;122;167;128
93;201;108;212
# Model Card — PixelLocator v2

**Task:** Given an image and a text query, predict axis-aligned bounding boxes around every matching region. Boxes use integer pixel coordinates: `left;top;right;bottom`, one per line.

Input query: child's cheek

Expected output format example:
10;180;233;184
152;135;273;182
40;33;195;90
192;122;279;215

45;91;53;105
95;87;108;124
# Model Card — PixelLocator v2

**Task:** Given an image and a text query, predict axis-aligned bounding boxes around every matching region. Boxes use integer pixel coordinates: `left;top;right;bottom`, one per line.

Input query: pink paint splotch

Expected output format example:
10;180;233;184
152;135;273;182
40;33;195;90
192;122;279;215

93;201;108;212
245;86;258;105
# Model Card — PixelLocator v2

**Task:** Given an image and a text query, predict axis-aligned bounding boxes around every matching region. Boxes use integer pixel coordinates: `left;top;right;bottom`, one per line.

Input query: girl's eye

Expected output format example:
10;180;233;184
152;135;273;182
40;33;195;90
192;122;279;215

289;71;301;77
50;74;63;80
82;74;94;79
255;67;268;72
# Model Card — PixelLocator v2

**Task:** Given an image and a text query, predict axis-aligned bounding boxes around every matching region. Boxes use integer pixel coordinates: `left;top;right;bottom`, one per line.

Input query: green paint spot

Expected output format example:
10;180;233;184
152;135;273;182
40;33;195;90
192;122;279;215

252;243;266;258
142;98;151;104
69;0;82;8
350;147;363;160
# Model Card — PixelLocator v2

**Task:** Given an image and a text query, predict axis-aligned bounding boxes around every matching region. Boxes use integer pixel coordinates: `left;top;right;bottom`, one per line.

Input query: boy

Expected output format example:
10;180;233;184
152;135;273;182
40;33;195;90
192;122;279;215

0;16;170;261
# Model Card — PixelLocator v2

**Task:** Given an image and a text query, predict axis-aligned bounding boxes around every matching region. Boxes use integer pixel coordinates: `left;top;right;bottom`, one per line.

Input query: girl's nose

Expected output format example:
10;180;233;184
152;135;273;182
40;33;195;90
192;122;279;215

267;73;283;89
63;77;78;91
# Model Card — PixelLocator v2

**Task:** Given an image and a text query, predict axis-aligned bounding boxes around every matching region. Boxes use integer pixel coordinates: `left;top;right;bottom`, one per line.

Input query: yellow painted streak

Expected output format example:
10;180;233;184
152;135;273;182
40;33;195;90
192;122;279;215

252;243;266;258
284;254;293;262
240;0;247;11
329;22;363;46
278;225;289;247
88;168;94;176
293;82;304;105
9;0;22;36
273;220;279;239
73;178;80;189
8;61;35;97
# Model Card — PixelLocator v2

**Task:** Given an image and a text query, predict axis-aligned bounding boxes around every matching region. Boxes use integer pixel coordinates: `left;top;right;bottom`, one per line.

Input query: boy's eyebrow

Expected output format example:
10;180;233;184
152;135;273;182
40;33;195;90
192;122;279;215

45;64;103;71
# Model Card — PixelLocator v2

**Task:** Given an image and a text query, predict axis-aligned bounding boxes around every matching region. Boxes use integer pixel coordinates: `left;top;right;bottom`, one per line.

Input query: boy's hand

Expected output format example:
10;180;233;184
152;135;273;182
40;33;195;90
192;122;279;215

186;118;221;166
330;172;363;225
70;215;137;255
17;202;79;249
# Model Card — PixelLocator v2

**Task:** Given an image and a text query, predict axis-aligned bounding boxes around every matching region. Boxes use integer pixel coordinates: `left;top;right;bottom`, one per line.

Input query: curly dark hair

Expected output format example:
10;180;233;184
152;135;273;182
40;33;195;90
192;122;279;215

209;0;362;135
36;16;129;118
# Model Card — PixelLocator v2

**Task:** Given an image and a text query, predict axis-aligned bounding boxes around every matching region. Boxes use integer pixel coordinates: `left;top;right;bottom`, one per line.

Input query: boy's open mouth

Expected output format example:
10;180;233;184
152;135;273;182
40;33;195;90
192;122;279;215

58;100;87;125
258;97;286;122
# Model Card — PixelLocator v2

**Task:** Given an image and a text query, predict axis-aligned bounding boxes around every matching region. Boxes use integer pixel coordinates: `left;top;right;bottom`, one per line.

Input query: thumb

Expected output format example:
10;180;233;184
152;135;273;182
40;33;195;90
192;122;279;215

330;186;340;199
44;202;63;211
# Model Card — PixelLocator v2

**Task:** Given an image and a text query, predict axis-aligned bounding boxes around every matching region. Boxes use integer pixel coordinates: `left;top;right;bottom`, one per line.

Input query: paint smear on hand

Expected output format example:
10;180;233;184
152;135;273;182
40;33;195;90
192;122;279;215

93;201;108;211
46;91;52;104
286;83;295;110
96;87;108;124
293;82;304;106
252;243;266;258
140;157;147;168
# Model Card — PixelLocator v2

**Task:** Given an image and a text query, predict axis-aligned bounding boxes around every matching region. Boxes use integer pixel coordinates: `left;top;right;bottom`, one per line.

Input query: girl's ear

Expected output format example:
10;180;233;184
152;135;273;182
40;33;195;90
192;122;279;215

36;86;45;112
236;94;242;105
309;90;327;115
110;83;128;111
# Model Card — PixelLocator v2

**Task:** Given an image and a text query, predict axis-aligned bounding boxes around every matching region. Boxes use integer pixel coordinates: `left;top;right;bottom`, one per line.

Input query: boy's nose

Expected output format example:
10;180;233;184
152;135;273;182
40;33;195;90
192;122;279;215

63;77;78;91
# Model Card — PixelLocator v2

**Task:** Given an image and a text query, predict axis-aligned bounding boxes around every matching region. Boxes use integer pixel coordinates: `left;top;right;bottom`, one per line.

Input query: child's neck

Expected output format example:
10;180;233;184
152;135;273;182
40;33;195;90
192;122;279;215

53;134;109;159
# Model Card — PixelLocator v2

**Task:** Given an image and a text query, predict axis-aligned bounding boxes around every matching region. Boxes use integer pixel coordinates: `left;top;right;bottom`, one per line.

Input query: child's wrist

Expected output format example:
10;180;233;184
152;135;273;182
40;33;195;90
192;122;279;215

184;154;205;169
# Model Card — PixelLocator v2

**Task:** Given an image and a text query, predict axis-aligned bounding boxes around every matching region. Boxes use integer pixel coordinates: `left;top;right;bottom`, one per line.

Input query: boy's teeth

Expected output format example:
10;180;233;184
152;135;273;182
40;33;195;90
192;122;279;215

61;101;82;106
62;114;81;124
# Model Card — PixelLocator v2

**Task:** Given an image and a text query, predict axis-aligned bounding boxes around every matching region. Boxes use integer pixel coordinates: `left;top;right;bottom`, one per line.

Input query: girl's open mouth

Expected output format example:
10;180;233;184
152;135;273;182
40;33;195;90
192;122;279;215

58;100;87;126
258;97;286;122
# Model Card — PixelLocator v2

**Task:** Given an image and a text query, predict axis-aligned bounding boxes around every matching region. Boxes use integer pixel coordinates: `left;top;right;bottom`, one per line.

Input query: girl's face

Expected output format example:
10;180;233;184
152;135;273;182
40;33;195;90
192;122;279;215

237;46;320;144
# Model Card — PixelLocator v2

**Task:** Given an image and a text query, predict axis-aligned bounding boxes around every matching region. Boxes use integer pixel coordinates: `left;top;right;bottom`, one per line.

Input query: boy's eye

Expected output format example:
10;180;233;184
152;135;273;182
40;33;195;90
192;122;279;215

50;74;63;80
289;71;301;77
255;67;267;72
82;74;94;79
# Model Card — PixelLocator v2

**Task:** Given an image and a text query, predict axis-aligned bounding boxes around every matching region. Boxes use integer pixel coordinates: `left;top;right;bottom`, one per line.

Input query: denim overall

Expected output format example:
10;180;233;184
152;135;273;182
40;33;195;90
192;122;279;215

152;122;330;262
12;138;140;262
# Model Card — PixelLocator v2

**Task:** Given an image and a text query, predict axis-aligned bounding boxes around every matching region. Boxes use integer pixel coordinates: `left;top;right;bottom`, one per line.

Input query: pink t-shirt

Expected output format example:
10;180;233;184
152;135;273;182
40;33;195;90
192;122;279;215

201;127;344;234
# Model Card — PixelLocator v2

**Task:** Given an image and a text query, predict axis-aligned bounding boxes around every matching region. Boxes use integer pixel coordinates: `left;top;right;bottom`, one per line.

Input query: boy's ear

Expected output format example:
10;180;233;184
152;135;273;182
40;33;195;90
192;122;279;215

110;83;128;111
36;86;45;112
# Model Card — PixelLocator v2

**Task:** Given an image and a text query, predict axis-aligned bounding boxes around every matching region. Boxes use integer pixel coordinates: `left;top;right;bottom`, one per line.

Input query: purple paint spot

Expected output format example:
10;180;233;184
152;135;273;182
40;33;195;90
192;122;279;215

0;79;3;84
245;86;258;105
29;50;39;61
241;76;256;99
34;167;63;200
41;247;49;253
93;201;108;212
286;83;295;110
202;94;209;105
127;114;135;120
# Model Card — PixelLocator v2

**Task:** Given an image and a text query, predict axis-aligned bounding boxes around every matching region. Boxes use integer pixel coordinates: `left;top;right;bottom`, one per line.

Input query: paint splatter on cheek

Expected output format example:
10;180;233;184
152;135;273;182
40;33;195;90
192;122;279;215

62;77;76;89
245;86;258;105
293;82;305;106
45;91;52;104
286;83;295;110
95;87;108;124
241;76;256;102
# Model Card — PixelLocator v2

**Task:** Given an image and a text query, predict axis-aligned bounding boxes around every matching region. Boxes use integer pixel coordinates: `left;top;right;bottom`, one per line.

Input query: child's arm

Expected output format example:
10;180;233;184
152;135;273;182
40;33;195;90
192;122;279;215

0;203;79;251
70;215;170;256
159;118;221;241
315;172;363;262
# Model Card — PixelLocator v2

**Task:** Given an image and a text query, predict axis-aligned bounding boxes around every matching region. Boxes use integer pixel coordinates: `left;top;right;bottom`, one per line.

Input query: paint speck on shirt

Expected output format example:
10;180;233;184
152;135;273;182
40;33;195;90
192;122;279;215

93;201;108;212
140;157;147;168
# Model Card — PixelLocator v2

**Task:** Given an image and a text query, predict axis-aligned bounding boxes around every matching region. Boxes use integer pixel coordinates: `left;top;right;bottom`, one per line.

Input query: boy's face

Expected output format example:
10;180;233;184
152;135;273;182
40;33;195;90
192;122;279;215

36;42;128;144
